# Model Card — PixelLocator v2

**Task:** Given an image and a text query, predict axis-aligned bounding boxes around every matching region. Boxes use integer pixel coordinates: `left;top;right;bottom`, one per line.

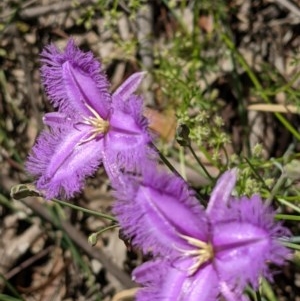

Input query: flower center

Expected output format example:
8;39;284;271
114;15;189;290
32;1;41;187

79;103;110;144
177;234;214;276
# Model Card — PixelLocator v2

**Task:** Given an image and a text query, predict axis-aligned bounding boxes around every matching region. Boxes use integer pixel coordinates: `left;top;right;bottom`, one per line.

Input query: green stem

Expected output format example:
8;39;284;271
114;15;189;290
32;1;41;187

0;274;25;301
0;193;15;211
244;157;270;192
88;224;119;246
275;214;300;221
187;145;214;181
277;197;300;214
52;198;117;222
161;0;188;34
255;291;262;301
179;147;187;180
280;241;300;251
95;224;119;236
152;143;184;179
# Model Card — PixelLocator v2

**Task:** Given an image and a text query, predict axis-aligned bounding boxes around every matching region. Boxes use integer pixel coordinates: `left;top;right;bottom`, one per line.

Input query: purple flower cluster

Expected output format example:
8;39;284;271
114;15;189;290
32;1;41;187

27;40;290;300
26;39;154;199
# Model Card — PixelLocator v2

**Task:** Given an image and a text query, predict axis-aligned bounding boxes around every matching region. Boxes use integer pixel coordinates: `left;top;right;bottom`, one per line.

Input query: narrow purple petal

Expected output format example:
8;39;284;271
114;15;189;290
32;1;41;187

219;281;249;301
113;71;146;101
105;94;155;172
133;259;219;301
113;168;208;257
26;125;104;199
132;260;167;300
107;109;148;148
180;264;219;301
206;169;238;221
41;39;111;118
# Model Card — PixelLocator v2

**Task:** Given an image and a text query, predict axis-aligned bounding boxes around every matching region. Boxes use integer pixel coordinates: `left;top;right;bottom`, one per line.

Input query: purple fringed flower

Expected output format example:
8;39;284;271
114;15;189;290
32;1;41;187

114;169;291;301
26;39;154;199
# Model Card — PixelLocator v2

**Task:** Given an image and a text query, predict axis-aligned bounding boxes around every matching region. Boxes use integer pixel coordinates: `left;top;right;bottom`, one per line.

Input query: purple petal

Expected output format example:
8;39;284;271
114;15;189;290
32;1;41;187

180;263;219;301
213;222;270;288
133;259;219;301
132;260;167;300
43;112;72;128
26;125;103;199
113;71;146;101
219;281;249;301
212;195;291;288
206;169;237;221
41;39;111;118
101;151;126;187
107;109;149;148
113;168;208;257
105;94;154;172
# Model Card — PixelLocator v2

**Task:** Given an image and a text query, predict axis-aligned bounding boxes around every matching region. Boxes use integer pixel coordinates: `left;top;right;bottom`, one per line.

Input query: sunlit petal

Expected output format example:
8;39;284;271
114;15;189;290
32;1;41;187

113;71;146;101
41;39;111;118
206;168;237;221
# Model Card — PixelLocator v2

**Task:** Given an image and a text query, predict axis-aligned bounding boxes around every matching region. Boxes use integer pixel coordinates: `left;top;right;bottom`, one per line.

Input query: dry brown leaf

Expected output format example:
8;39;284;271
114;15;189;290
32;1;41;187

144;108;177;142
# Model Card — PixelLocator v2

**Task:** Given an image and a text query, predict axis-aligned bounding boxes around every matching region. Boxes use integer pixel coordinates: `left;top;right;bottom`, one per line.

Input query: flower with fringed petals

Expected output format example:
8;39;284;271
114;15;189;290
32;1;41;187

113;168;291;301
26;39;154;199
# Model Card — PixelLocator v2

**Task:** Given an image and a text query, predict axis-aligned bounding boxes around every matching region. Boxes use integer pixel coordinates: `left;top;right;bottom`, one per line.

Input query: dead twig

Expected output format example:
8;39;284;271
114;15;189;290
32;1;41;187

4;245;54;280
0;224;43;278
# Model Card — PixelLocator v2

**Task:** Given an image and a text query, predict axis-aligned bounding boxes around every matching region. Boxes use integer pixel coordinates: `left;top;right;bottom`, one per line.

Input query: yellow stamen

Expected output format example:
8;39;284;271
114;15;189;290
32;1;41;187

176;234;214;276
78;102;110;144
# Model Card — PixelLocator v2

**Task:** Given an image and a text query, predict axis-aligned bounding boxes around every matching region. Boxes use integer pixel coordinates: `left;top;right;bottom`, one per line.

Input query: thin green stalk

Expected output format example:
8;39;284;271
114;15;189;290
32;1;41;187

198;145;215;166
275;214;300;221
152;143;184;180
284;195;300;202
88;225;119;246
277;197;300;214
0;275;25;301
287;236;300;243
228;41;251;156
274;71;300;95
161;0;188;34
61;230;91;275
280;241;300;251
52;198;116;222
1;193;35;225
153;144;206;203
261;278;277;301
0;193;16;211
95;224;119;235
267;171;288;204
187;145;213;181
244;157;270;192
179;147;187;180
255;291;262;301
221;144;229;167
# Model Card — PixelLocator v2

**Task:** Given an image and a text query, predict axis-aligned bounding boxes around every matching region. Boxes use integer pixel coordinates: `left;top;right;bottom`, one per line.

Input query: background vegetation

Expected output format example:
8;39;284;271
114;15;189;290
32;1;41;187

0;0;300;300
